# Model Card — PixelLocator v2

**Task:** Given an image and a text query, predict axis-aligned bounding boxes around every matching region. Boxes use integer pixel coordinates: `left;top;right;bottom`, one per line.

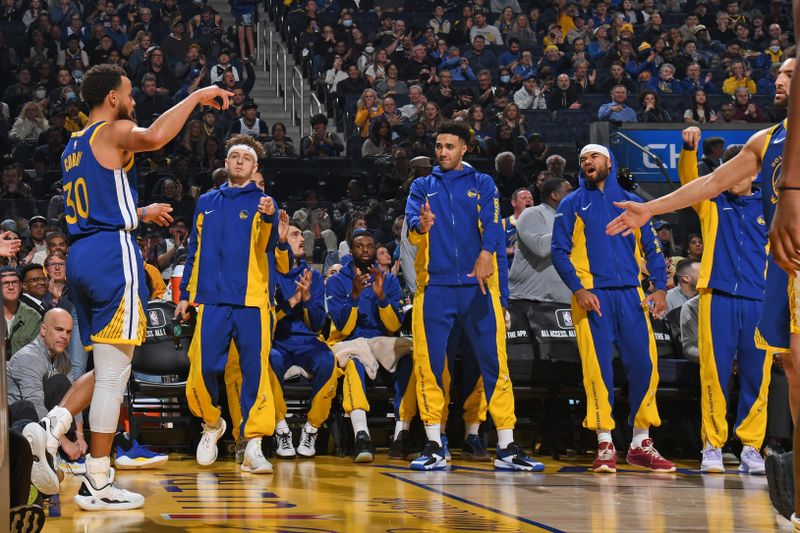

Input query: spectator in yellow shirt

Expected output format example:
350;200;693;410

722;60;757;95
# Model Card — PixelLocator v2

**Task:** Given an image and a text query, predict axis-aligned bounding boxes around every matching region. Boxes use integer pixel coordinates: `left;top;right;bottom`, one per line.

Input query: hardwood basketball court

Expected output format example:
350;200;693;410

41;454;782;532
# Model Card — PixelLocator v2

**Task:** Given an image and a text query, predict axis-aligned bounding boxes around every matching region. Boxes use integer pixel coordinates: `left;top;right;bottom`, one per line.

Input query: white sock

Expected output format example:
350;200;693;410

304;422;318;434
275;419;290;435
597;430;613;445
424;424;442;446
497;428;514;449
46;405;73;440
631;427;649;448
350;409;369;436
704;440;717;451
85;454;111;489
464;423;480;438
393;419;411;439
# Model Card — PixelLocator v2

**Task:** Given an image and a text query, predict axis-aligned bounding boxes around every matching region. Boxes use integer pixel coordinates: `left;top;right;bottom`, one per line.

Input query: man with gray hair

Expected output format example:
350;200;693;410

546;154;575;186
399;85;426;121
494;151;527;199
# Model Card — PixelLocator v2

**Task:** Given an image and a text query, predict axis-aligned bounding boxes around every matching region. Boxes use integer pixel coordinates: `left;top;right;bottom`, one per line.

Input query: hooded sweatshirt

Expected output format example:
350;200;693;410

405;162;502;290
273;259;327;339
551;153;667;293
325;254;404;342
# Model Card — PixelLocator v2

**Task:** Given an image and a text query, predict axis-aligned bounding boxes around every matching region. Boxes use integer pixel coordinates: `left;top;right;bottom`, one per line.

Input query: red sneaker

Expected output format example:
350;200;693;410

593;441;617;473
626;439;676;472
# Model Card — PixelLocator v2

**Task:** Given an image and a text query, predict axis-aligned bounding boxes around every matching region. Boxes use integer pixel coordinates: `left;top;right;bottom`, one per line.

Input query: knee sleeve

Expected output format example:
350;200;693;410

89;343;133;433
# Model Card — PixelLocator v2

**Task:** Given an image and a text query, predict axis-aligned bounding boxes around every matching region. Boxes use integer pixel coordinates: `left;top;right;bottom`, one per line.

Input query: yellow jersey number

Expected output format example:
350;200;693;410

64;177;89;224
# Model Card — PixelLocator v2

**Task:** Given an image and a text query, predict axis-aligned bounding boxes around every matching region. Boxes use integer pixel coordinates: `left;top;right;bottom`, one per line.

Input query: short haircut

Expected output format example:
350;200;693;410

349;228;374;249
722;143;743;163
675;258;699;278
0;266;20;280
141;72;156;86
541;177;567;201
611;83;628;94
81;64;126;110
702;136;725;154
225;133;265;160
436;121;471;144
20;263;44;281
511;187;531;200
44;251;66;267
45;231;67;244
310;113;328;127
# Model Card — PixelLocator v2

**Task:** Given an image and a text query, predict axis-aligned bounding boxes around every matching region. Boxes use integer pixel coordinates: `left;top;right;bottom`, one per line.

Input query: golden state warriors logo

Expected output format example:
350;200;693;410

758;215;766;226
771;155;783;206
239;210;249;220
467;188;478;198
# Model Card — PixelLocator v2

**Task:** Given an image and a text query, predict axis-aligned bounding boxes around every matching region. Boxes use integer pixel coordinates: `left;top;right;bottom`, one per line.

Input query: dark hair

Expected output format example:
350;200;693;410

638;89;660;106
541;177;567;202
345;214;367;245
675;257;699;279
370;117;391;144
722;143;742;163
310;113;328;127
272;121;286;133
45;231;67;244
702;136;725;154
20;263;44;281
435;120;471;144
349;228;374;249
81;64;126;109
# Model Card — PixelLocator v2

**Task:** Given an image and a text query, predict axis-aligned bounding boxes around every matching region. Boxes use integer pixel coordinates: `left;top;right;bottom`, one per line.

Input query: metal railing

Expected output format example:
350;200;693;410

291;66;305;138
275;41;288;105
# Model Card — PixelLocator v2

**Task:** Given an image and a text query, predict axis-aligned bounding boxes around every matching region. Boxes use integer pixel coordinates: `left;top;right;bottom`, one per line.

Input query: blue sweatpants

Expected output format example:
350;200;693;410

270;335;342;427
571;286;660;431
186;303;276;439
698;289;772;448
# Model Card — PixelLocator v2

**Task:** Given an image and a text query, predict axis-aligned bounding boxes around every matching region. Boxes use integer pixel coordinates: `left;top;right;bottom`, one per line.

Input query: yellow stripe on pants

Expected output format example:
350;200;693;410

185;305;222;426
412;290;445;426
571;299;614;431
242;305;277;439
341;359;370;413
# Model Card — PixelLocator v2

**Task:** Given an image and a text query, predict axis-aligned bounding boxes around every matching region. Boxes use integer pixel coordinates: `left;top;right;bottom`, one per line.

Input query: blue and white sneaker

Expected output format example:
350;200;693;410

461;434;491;462
410;441;447;471
114;440;169;470
739;445;766;475
495;443;544;471
440;435;451;460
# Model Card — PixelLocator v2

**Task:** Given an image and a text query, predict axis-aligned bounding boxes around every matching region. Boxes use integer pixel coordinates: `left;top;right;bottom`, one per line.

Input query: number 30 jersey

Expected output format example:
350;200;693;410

61;120;139;241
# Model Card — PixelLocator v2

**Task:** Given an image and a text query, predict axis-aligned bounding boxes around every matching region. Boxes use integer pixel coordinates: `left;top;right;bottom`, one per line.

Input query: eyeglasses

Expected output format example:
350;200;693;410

1;280;19;287
25;276;47;284
47;261;65;268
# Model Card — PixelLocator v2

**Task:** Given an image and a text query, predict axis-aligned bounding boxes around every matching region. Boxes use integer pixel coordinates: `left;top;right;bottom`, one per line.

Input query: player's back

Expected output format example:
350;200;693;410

757;118;786;226
61;120;138;241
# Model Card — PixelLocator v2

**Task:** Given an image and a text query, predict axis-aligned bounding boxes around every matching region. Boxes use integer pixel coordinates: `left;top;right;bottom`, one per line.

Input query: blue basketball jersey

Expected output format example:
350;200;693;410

757;119;786;227
61;121;139;241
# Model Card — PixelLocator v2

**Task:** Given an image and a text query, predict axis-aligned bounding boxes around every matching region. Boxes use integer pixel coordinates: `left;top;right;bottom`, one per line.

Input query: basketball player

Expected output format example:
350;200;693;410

176;134;289;475
404;121;542;471
677;129;770;474
552;144;674;473
23;64;233;511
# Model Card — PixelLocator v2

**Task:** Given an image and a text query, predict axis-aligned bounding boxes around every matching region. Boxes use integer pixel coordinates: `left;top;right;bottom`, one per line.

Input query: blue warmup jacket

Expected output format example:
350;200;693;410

325;255;404;342
551;154;667;293
273;260;327;339
180;182;290;306
405;162;502;289
678;146;767;300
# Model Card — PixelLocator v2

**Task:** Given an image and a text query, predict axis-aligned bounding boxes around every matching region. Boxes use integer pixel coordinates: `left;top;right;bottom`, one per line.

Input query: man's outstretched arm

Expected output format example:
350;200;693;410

606;128;767;237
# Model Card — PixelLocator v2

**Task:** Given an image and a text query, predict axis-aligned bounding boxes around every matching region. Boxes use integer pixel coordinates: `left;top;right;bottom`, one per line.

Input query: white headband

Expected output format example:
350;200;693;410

227;144;258;160
579;144;610;160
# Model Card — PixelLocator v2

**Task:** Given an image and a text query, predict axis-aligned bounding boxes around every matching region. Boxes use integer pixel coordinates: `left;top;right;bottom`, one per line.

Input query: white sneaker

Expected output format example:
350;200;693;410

701;447;725;473
38;415;62;460
275;432;296;458
739;445;766;475
241;438;273;474
22;422;60;495
196;419;226;466
74;469;144;511
297;427;318;458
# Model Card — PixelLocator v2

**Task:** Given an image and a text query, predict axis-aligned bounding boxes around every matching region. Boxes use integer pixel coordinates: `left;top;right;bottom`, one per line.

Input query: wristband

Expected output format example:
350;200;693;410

140;206;147;219
778;186;800;191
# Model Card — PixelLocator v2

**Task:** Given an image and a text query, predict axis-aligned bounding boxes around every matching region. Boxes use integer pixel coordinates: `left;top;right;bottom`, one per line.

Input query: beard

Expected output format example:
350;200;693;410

117;104;133;121
585;165;610;185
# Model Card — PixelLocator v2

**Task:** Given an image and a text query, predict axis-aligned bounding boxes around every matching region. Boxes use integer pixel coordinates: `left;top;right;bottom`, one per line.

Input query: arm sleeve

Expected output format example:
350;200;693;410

179;198;203;301
377;274;403;334
517;208;552;259
640;218;668;291
301;270;327;333
325;274;359;337
550;200;584;293
478;174;501;252
678;146;712;216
